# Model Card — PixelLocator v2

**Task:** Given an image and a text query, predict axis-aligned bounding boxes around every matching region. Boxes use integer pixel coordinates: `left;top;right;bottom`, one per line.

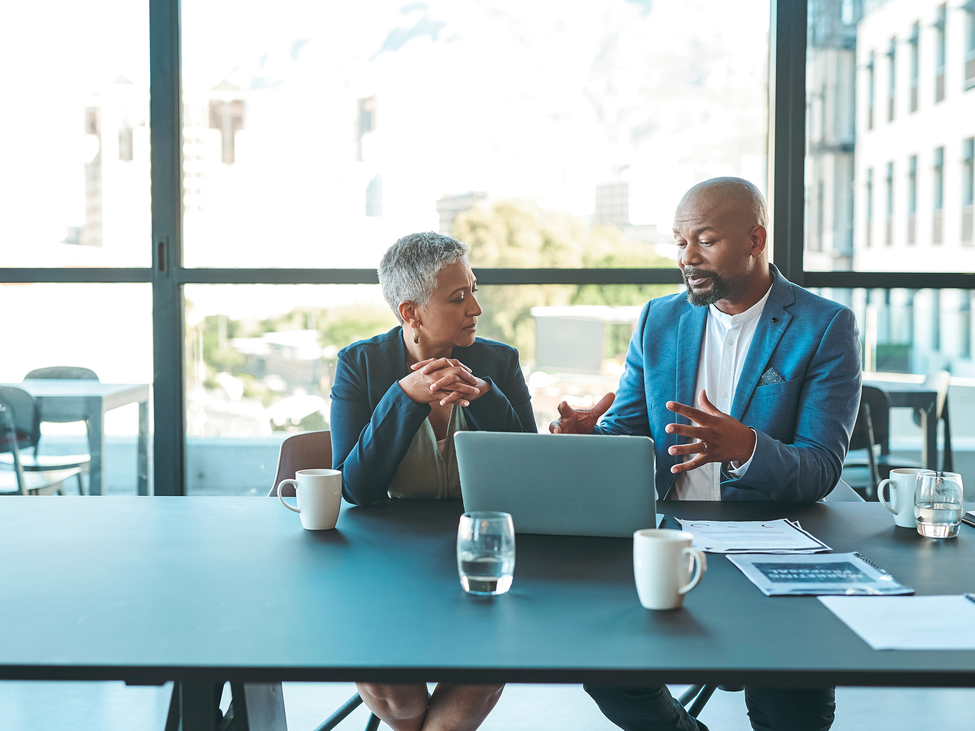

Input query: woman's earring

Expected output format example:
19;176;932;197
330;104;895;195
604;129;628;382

413;326;420;344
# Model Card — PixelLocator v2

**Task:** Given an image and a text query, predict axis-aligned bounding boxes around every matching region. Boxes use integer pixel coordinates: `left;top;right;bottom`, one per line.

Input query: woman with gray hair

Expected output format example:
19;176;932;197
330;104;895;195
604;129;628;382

330;231;535;731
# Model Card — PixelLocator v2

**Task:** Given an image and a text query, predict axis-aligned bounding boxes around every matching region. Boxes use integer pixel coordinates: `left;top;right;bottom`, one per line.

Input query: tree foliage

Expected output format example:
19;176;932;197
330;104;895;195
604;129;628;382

453;200;677;361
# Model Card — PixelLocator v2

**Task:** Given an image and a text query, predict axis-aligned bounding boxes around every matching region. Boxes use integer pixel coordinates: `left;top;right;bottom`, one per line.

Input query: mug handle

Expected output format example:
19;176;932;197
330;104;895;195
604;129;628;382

277;480;301;513
678;547;708;595
877;479;897;514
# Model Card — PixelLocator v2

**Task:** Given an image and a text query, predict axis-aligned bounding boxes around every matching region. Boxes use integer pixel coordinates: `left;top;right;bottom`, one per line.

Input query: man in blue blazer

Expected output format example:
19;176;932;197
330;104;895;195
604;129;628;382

553;177;860;731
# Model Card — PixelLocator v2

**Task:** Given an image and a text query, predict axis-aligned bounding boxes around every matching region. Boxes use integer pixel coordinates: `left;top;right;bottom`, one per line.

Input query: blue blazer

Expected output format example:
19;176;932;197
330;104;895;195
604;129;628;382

595;265;862;502
331;327;536;505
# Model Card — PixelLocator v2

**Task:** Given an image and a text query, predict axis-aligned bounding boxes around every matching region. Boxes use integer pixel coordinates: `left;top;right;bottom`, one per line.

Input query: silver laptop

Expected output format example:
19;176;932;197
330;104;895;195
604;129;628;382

454;431;659;538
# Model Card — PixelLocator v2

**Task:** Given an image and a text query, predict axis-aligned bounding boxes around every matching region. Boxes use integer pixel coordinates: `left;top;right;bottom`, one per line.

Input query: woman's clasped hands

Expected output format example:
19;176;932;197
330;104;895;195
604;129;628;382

399;357;491;407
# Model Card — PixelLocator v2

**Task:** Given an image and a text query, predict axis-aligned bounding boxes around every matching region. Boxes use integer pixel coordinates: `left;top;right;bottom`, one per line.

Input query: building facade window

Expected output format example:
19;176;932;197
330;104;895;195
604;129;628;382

966;2;975;89
866;167;874;248
909;22;919;112
887;37;896;121
936;4;947;103
964;139;974;243
908;154;917;245
934;146;945;243
886;161;894;245
867;51;875;130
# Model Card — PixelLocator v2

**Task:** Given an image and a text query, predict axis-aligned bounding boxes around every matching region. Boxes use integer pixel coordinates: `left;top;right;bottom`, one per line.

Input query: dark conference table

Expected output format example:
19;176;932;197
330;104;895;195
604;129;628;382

2;497;974;730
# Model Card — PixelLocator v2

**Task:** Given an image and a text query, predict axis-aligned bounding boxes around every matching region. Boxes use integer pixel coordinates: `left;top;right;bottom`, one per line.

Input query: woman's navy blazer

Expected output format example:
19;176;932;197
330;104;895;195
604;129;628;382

330;326;536;505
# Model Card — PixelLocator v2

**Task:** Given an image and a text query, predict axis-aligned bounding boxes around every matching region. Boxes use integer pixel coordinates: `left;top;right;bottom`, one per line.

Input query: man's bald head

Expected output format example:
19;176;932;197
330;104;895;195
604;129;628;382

676;177;768;232
671;176;772;314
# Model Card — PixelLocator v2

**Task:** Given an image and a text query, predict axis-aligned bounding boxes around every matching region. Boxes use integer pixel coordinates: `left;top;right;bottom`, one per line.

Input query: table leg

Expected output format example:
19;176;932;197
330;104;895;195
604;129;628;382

229;683;288;731
165;681;223;731
87;399;105;496
138;399;150;496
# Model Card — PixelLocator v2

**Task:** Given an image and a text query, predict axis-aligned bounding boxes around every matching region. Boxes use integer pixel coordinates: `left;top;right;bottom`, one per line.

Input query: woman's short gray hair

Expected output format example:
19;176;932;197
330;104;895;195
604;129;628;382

379;232;472;323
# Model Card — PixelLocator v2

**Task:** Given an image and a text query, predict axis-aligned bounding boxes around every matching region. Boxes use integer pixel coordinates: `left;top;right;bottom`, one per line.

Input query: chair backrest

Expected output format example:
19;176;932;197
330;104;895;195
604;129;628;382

24;367;100;425
25;366;99;381
848;401;874;453
821;478;865;503
858;385;891;456
0;387;41;454
267;430;333;498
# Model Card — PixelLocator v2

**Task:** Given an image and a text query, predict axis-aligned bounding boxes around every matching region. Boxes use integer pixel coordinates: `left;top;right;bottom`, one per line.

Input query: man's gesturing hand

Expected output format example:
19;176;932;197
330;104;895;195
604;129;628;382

549;392;615;434
664;390;756;474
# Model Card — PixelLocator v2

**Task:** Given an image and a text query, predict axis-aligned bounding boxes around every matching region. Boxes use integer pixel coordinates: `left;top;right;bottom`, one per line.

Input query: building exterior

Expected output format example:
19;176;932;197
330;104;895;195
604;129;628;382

855;0;975;271
805;0;859;271
83;78;245;254
81;77;150;251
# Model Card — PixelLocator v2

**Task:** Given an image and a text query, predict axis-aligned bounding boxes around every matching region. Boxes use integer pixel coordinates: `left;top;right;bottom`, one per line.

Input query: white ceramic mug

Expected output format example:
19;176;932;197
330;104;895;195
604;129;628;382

878;468;935;528
277;469;342;530
633;529;707;610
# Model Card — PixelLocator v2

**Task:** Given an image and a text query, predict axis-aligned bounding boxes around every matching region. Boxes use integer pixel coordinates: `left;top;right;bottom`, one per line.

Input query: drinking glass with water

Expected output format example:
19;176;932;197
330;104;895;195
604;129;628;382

914;471;965;538
457;511;515;595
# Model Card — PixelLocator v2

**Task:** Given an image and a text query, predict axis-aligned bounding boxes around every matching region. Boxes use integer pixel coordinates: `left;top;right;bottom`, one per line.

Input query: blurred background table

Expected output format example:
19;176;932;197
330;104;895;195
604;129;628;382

0;380;150;495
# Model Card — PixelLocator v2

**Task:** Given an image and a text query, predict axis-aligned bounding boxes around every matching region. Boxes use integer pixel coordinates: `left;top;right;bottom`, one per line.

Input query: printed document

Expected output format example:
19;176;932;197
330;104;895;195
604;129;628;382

676;518;831;554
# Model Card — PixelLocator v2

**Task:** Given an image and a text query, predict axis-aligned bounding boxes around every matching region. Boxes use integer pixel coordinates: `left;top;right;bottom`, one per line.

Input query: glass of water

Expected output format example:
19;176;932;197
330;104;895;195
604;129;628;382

457;511;515;596
914;471;965;538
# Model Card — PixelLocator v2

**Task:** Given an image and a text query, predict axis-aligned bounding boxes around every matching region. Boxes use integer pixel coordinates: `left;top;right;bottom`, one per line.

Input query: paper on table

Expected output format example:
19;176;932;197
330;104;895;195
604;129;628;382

820;595;975;650
675;518;831;554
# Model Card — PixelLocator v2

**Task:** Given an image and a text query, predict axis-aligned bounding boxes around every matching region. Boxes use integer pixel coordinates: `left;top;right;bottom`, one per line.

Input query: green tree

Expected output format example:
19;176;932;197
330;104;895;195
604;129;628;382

453;200;677;361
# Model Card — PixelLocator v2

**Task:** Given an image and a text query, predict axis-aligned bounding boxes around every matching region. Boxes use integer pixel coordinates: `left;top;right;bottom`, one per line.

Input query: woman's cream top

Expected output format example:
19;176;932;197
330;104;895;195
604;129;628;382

387;406;469;500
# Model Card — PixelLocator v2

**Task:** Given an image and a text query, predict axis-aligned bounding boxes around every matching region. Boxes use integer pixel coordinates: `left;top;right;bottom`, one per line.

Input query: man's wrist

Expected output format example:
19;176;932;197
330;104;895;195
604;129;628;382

726;428;758;477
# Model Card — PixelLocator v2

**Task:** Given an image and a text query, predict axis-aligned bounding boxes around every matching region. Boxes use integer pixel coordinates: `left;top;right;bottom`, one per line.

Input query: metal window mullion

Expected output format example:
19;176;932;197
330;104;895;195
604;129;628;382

769;0;807;285
173;268;684;286
804;272;975;289
0;268;152;283
150;0;185;497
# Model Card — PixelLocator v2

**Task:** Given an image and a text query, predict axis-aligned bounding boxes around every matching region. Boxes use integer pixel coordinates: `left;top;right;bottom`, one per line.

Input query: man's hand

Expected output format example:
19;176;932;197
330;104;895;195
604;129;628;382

549;392;615;434
665;390;756;473
401;358;489;407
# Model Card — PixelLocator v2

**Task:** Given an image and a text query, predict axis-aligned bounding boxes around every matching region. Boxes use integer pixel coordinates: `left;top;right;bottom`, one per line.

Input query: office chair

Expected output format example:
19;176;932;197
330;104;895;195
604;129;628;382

841;386;886;498
0;367;99;494
0;386;83;496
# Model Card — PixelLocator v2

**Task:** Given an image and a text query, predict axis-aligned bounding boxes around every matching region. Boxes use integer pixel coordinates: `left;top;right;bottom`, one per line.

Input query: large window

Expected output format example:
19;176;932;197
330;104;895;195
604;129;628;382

184;281;678;495
5;0;971;494
0;2;150;268
0;284;152;494
179;0;770;270
169;0;769;493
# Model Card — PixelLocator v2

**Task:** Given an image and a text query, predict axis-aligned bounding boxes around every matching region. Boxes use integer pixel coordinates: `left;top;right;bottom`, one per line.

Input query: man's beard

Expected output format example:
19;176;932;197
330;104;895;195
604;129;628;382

683;269;746;307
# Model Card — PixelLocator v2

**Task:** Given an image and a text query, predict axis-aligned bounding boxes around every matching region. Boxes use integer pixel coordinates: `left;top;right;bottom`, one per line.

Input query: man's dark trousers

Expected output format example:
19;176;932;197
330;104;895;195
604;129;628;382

584;683;836;731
